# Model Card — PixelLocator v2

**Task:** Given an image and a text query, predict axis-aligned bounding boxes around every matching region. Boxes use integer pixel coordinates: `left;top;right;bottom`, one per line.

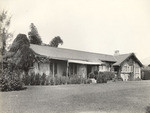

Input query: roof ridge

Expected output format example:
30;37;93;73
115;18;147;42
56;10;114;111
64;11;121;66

114;53;133;57
30;44;113;56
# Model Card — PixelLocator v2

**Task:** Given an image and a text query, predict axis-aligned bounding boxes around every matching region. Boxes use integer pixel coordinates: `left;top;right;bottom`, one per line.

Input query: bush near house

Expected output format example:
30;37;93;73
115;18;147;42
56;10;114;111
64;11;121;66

141;69;150;80
87;71;115;83
103;71;115;80
146;106;150;113
96;72;107;83
0;68;25;91
112;76;123;82
21;71;116;86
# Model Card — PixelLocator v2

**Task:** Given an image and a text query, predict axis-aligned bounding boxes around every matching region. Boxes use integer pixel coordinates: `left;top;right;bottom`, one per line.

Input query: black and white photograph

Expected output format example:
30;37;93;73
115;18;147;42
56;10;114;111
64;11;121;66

0;0;150;113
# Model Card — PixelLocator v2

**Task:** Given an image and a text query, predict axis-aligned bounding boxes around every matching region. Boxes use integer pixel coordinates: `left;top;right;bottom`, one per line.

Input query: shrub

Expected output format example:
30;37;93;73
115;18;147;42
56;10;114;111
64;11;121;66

49;77;54;85
88;72;95;79
30;72;36;85
112;75;123;82
96;72;107;83
62;71;67;76
35;73;41;85
146;106;150;113
45;76;51;85
0;68;24;91
93;71;99;79
103;71;115;80
22;74;30;85
134;77;141;81
70;76;82;84
41;73;46;85
55;76;62;85
68;74;84;84
85;79;92;84
142;69;150;80
60;76;68;85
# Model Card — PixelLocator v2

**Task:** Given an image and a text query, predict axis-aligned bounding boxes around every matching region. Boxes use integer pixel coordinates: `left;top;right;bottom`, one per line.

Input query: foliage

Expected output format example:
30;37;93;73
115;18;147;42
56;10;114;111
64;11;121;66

30;72;36;85
28;23;42;45
22;74;30;85
103;71;115;80
96;72;107;83
85;79;92;84
141;69;150;80
0;68;24;91
69;75;84;84
41;73;46;85
134;77;141;81
49;36;63;47
35;73;41;85
8;34;35;73
88;72;96;79
0;10;13;55
88;71;114;82
9;34;30;52
146;106;150;113
112;75;123;82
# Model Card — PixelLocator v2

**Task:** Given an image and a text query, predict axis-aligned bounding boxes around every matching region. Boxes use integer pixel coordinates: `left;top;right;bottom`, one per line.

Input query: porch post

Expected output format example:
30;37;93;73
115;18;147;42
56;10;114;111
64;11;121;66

66;61;69;78
52;62;55;85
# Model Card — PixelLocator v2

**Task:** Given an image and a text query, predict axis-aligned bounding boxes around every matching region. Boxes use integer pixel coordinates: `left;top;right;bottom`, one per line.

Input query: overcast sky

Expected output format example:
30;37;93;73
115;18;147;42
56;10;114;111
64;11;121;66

1;0;150;64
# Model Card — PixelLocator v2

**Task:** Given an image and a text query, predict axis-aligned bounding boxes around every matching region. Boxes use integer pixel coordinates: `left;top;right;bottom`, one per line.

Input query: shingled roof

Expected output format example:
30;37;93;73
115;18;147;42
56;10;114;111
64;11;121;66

30;44;116;63
113;53;143;67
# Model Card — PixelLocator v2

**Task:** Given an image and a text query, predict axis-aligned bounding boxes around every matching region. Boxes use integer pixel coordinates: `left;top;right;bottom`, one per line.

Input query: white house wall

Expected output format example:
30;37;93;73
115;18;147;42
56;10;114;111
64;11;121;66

33;60;67;77
33;62;50;76
77;64;87;78
120;60;141;81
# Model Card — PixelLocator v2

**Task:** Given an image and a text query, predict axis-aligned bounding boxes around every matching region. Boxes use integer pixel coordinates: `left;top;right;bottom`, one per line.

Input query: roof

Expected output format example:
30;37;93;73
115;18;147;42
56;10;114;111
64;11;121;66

30;44;116;63
113;53;143;67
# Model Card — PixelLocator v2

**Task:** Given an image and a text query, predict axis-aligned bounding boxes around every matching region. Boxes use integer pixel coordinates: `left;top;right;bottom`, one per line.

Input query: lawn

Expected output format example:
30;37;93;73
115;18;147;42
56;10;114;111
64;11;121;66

1;81;150;113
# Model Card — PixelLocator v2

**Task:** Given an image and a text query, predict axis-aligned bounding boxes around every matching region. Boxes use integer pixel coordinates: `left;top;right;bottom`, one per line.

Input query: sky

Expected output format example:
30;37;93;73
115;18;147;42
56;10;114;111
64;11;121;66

1;0;150;65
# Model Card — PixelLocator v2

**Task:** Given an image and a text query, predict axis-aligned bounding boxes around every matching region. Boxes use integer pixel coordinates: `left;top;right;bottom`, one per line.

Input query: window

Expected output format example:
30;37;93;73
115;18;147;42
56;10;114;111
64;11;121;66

50;62;57;75
124;65;127;72
70;64;77;75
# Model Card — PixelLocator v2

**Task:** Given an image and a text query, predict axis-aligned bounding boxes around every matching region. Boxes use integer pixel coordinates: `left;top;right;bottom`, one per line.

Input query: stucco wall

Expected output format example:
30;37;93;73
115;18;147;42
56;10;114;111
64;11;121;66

33;62;50;76
77;64;87;78
32;60;67;77
120;57;141;81
99;62;111;72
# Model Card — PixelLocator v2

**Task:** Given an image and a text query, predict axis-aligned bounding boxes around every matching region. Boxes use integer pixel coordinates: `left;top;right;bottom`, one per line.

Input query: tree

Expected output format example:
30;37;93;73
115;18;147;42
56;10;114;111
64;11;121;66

0;10;13;55
49;36;63;47
0;34;32;91
8;34;35;74
28;23;42;45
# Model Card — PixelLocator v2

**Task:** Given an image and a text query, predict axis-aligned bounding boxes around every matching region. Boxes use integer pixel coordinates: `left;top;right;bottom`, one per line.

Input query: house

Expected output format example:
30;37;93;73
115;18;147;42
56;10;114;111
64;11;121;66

113;52;143;81
30;44;143;81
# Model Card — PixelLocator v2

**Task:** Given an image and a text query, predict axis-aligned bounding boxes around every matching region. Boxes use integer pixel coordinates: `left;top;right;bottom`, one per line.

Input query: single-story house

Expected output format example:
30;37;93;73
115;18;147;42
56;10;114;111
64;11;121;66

30;44;143;81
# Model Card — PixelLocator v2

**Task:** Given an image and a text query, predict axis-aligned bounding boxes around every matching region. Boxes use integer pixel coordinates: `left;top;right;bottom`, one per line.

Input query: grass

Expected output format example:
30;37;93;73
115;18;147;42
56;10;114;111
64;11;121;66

0;80;150;113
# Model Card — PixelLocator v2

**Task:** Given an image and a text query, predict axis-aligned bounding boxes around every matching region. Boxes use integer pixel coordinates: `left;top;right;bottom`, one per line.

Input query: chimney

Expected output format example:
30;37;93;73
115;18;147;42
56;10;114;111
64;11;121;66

114;50;120;56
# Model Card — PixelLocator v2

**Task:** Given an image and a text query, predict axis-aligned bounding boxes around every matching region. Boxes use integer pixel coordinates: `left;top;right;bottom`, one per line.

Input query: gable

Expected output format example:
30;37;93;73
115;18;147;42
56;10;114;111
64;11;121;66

113;53;143;67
